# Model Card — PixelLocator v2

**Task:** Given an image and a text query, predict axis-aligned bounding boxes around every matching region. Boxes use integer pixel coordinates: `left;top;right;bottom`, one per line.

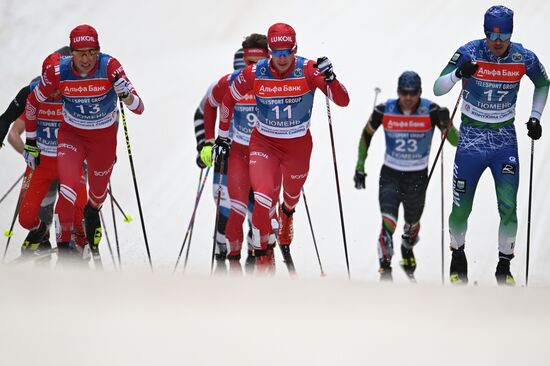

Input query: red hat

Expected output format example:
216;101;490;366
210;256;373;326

267;23;296;50
69;24;99;49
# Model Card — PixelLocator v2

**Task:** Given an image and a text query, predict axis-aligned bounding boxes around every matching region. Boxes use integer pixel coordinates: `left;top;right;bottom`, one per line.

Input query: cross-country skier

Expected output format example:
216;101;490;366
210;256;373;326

434;5;549;285
201;33;281;271
24;25;144;258
354;71;458;281
214;23;349;266
191;49;247;264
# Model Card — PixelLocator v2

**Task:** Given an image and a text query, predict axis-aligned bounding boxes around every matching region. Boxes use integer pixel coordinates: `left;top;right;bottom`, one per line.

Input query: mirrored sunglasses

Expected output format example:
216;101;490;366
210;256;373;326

486;32;511;42
71;49;99;57
269;46;296;58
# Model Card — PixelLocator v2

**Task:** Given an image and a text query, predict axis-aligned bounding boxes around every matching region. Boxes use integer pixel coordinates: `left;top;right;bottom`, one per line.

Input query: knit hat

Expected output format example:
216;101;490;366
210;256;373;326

267;23;296;50
70;24;99;49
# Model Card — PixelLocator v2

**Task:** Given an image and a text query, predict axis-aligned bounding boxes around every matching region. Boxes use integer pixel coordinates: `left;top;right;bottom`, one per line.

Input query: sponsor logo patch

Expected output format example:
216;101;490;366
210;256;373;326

512;52;522;62
501;164;516;175
455;179;466;193
450;52;462;65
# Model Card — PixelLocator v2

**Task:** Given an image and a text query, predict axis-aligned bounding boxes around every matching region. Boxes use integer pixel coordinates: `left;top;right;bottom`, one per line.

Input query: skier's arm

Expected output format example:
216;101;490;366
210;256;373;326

218;66;254;138
356;103;384;173
204;75;230;142
307;61;350;107
25;60;59;139
0;85;30;148
433;46;474;96
7;117;25;154
430;103;458;147
107;58;144;114
524;50;550;121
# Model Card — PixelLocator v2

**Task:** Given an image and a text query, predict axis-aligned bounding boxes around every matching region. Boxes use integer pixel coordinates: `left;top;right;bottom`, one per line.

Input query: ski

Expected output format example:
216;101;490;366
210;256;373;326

91;248;103;270
400;263;417;283
9;248;58;265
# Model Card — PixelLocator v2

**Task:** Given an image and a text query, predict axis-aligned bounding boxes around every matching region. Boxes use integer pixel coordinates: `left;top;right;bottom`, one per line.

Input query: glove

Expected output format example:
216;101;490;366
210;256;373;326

196;153;207;169
213;136;231;166
526;118;542;140
113;78;130;99
437;107;451;129
23;139;40;170
200;142;214;167
354;170;366;189
455;60;479;79
314;57;336;82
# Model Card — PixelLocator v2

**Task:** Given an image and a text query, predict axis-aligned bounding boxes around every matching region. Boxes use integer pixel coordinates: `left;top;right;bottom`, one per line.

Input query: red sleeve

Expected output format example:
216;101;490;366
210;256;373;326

25;57;59;138
218;65;255;138
305;60;350;107
203;75;230;142
107;57;144;114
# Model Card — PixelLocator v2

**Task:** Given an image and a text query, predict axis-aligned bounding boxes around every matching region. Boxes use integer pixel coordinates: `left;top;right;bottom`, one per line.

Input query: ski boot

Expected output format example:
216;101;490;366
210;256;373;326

55;241;80;268
21;222;49;255
378;260;393;282
495;254;515;286
254;246;275;275
450;246;468;285
400;245;416;280
245;249;256;274
83;204;102;252
278;204;295;246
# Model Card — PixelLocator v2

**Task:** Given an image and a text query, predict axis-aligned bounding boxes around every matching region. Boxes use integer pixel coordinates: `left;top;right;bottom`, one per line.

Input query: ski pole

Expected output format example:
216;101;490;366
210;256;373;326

118;98;153;271
0;172;24;206
3;171;32;262
526;140;534;286
99;211;117;269
108;182;122;269
440;143;445;285
183;168;207;273
210;156;226;275
107;188;133;223
325;96;351;279
301;187;326;277
172;167;209;272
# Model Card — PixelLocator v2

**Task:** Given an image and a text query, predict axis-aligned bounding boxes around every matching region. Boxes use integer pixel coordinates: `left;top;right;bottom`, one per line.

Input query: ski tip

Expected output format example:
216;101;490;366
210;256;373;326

4;229;14;237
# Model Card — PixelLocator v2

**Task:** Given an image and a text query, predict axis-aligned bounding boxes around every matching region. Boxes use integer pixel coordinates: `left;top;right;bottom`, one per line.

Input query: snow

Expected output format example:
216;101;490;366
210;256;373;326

0;1;549;363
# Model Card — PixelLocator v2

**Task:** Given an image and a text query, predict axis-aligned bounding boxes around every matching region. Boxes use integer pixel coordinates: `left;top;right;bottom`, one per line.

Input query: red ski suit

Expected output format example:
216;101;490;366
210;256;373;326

25;53;144;242
205;73;280;254
218;56;349;249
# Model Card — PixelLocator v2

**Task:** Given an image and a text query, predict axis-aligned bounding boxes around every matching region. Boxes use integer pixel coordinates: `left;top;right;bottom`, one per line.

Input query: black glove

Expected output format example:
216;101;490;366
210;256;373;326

437;107;451;129
354;170;366;189
314;57;336;82
23;138;40;170
455;60;479;79
526;118;542;140
213;136;231;166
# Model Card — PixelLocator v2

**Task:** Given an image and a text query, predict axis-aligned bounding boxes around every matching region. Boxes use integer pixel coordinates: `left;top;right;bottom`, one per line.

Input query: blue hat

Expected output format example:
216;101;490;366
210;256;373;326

484;5;514;34
233;48;245;70
398;71;421;91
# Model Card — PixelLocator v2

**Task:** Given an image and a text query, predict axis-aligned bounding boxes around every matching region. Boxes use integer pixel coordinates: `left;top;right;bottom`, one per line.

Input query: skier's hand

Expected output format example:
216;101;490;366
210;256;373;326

23;139;40;170
196;153;207;169
455;60;478;79
354;170;366;189
213;136;231;166
437;107;451;129
113;78;131;99
526;118;542;140
200;142;214;167
314;57;336;82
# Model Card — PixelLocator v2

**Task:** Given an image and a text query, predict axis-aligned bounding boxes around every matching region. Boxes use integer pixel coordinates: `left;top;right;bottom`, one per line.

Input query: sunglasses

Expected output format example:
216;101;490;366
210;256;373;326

398;89;420;96
269;46;296;58
486;32;512;42
71;49;99;57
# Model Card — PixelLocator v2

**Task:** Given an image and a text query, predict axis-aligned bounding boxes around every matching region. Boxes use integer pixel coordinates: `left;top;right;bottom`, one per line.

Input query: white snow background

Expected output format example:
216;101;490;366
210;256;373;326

0;1;549;365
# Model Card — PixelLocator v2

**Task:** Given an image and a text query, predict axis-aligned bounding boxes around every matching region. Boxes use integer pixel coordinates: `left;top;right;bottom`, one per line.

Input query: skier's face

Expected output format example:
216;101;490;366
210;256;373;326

398;89;421;112
270;48;296;75
71;48;99;76
486;37;510;58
